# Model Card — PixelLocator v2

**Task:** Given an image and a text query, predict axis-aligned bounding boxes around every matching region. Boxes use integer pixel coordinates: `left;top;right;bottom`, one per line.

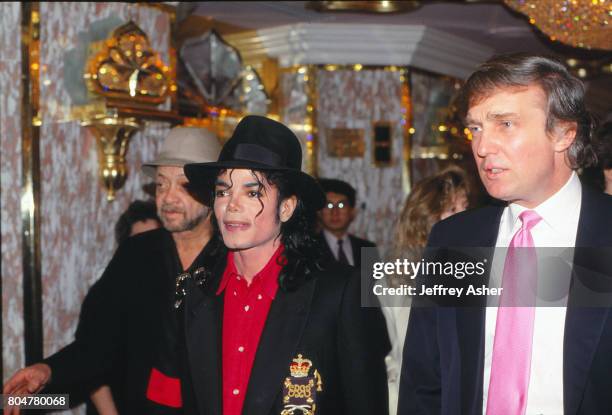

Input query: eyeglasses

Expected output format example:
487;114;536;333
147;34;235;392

324;201;349;210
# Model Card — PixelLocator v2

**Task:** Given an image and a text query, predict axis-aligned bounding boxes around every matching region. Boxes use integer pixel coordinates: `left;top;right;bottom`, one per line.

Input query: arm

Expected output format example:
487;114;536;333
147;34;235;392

43;240;135;390
90;385;119;415
3;240;136;405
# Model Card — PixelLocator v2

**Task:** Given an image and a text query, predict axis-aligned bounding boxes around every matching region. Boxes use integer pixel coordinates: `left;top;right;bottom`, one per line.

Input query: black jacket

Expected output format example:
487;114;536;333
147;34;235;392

44;228;215;414
181;255;390;415
398;187;612;415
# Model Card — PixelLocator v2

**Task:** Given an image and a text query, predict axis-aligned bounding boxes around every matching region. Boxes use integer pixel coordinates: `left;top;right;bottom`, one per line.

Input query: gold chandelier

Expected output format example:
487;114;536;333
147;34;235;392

505;0;612;50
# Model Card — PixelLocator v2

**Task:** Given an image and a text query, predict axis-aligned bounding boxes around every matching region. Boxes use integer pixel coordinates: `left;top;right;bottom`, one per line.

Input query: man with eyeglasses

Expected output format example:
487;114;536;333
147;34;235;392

317;178;377;268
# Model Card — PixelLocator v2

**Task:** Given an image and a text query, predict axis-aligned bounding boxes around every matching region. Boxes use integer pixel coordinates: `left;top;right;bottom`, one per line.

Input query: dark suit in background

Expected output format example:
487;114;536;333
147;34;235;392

319;232;378;268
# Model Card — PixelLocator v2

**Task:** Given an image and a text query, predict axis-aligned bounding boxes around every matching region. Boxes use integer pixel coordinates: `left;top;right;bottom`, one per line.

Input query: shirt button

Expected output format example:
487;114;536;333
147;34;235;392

257;294;262;300
233;291;237;296
233;388;239;395
238;346;244;352
244;305;250;312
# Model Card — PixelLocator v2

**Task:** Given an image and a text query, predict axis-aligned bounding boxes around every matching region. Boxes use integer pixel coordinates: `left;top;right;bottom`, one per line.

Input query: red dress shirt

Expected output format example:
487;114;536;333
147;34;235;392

217;246;283;415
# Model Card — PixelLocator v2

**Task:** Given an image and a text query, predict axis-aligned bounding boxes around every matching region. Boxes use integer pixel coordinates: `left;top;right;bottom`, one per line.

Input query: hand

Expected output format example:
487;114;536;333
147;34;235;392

2;363;51;415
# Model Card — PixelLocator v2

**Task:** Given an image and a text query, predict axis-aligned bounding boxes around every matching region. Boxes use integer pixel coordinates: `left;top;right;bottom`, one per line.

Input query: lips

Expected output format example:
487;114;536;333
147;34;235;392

482;164;507;179
223;221;250;232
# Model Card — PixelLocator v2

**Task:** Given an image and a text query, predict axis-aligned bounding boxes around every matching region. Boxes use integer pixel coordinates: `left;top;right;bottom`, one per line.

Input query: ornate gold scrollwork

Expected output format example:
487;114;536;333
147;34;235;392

87;21;170;104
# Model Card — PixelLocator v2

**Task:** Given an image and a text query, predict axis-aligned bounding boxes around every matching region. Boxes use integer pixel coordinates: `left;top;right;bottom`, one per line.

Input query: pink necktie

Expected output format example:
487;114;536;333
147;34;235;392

486;210;542;415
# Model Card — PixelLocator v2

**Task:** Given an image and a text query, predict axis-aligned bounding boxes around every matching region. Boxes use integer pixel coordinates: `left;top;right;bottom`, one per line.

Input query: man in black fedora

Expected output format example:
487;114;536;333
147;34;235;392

178;115;389;415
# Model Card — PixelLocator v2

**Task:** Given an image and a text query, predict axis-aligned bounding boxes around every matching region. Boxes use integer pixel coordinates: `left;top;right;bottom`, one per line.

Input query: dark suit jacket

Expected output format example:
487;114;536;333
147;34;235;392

398;187;612;415
44;229;214;414
181;256;390;415
319;233;378;267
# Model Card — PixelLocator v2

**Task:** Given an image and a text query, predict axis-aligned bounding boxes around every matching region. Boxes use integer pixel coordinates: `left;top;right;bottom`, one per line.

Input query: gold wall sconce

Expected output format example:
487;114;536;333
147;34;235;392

82;115;141;201
78;20;175;200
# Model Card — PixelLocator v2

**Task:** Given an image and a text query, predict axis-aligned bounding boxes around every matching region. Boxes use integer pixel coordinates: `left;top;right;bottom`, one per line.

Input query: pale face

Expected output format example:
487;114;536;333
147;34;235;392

466;85;575;208
319;192;355;235
155;166;209;233
214;169;296;253
440;190;469;220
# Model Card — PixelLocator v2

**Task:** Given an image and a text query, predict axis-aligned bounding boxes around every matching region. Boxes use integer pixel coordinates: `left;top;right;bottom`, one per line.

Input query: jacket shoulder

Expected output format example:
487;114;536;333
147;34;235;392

428;204;504;247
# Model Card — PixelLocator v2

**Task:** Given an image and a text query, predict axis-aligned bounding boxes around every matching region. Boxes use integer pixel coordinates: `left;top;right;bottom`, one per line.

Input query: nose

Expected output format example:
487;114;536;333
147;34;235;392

162;182;180;204
226;192;241;212
473;128;498;159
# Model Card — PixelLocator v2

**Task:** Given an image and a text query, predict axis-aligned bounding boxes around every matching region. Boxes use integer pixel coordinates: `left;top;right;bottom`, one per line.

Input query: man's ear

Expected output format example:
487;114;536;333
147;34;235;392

553;120;577;153
280;195;298;223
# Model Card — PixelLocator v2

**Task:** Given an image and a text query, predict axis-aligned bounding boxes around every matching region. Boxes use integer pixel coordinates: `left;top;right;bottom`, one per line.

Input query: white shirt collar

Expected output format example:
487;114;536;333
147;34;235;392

505;172;581;234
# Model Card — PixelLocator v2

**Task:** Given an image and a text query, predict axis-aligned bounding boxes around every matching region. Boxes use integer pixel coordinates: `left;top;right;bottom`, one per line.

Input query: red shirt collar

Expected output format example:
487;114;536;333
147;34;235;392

216;245;284;299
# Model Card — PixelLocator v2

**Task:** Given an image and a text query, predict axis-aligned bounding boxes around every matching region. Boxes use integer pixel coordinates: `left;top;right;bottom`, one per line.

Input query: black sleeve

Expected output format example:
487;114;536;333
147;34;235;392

337;273;390;414
43;239;136;392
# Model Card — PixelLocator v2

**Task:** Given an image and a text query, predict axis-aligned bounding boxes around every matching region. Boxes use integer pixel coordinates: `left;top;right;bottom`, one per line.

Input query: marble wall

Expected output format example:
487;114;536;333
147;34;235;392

1;3;173;414
1;1;25;379
316;69;405;257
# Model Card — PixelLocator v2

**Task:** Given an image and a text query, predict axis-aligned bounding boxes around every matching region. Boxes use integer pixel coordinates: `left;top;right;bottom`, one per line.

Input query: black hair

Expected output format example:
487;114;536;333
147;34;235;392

210;169;323;291
317;178;357;207
115;200;160;245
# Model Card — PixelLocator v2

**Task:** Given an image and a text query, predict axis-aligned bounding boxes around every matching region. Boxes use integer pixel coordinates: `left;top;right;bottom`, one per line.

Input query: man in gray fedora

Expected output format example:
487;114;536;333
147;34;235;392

4;126;222;415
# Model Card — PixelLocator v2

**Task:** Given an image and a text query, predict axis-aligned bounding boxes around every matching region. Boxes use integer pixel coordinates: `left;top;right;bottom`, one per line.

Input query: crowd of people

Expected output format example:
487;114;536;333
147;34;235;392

4;52;612;415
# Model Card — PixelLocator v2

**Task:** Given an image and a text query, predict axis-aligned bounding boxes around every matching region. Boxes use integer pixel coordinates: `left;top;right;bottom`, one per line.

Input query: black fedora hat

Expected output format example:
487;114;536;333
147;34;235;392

184;115;325;210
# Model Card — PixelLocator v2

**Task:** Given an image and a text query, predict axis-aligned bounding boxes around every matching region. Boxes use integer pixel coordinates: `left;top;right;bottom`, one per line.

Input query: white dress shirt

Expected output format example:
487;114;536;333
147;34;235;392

483;172;582;415
323;229;355;266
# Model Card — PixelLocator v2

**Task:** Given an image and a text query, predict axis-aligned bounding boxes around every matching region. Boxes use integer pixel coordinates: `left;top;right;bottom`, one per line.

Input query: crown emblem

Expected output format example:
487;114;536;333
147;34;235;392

289;354;312;378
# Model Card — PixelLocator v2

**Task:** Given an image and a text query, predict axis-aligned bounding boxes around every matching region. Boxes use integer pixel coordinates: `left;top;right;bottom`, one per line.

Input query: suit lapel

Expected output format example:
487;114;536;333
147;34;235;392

242;277;317;415
563;188;611;415
184;257;226;415
453;205;502;412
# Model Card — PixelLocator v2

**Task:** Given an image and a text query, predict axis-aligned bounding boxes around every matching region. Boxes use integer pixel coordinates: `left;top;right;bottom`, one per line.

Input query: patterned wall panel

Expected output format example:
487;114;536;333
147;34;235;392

0;1;25;380
316;69;405;256
280;70;311;172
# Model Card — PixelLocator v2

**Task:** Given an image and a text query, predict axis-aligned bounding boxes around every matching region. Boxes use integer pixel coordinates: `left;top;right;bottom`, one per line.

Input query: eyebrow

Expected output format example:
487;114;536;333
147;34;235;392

486;112;520;121
214;180;261;188
465;112;520;125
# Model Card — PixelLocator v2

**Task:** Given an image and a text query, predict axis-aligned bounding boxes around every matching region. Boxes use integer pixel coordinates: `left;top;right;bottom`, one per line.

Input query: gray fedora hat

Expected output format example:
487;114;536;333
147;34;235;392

142;126;222;177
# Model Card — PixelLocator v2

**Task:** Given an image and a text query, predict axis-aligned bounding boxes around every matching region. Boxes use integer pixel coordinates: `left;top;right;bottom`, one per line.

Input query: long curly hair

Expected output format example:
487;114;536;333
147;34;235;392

392;166;470;259
208;168;323;292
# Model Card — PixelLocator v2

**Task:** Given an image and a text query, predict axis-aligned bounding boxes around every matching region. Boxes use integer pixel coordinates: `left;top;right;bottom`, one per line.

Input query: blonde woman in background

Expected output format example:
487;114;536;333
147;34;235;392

382;165;470;415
